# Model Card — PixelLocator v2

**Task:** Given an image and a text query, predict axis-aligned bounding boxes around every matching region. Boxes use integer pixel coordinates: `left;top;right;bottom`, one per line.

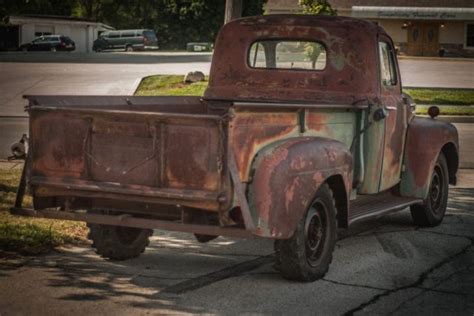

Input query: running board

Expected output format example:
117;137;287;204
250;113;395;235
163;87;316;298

348;192;423;226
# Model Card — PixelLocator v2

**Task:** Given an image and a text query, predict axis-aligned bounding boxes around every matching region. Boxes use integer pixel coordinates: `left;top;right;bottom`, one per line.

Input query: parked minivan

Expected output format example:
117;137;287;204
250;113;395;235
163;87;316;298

93;29;158;52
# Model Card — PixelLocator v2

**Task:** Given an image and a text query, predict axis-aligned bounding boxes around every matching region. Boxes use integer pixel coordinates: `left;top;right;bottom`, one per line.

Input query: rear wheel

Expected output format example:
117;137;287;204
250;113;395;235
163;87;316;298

50;47;57;52
21;46;28;52
125;45;134;52
410;153;449;227
87;212;152;260
275;183;337;282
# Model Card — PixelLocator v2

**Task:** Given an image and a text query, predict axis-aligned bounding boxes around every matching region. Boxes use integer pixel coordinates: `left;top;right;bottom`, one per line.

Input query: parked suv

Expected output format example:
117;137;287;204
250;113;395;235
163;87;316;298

19;35;75;52
93;29;159;52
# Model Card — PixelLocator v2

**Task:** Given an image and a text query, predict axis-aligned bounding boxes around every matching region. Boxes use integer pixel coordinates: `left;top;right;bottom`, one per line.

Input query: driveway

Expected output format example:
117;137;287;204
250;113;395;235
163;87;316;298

1;171;473;315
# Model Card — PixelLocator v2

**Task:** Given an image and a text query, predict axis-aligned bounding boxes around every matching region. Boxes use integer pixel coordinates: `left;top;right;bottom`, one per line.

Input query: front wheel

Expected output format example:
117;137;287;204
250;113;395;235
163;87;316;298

125;45;134;52
275;183;337;282
50;47;57;52
87;218;153;260
410;152;449;227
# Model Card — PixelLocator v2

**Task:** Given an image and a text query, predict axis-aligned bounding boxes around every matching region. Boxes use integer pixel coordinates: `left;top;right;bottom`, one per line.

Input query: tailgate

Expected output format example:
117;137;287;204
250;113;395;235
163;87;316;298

26;96;228;210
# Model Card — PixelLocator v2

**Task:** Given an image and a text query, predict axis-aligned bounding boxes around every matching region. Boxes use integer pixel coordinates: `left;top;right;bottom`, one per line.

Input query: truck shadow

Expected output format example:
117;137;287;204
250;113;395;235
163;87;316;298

1;187;472;313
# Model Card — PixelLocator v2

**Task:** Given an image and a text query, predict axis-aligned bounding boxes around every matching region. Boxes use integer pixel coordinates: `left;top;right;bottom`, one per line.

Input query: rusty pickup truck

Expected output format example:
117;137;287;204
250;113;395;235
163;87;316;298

12;15;459;282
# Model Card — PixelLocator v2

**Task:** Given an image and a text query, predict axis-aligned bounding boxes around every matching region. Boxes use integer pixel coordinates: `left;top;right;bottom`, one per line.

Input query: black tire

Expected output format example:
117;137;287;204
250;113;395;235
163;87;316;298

275;183;337;282
50;47;57;52
194;234;218;243
87;221;152;260
125;45;134;52
410;153;449;227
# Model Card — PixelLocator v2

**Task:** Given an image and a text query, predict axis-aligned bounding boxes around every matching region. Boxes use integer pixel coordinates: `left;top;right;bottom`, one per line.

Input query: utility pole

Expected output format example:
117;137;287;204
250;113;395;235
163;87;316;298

224;0;243;24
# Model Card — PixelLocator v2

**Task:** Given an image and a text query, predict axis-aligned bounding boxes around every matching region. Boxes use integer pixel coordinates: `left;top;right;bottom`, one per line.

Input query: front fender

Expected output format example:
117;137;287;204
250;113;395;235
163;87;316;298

248;137;353;239
400;117;459;199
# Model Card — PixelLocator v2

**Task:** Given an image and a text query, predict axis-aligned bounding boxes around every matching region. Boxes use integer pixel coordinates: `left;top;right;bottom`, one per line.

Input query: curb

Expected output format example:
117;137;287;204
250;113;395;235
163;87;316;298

129;77;143;96
398;56;474;62
404;86;474;91
437;116;474;123
418;115;474;123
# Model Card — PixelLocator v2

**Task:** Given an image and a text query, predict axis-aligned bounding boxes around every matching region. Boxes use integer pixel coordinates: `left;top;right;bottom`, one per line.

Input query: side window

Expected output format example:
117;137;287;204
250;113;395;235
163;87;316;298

121;31;136;37
378;42;398;86
108;32;120;38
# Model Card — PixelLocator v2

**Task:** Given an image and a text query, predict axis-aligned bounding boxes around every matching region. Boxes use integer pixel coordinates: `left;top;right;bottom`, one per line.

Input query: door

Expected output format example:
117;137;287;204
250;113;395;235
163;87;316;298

422;23;440;56
406;22;439;56
378;39;408;191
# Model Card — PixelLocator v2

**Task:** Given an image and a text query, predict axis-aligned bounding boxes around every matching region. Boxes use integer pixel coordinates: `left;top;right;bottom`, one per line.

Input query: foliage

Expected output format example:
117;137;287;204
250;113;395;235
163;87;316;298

298;0;336;16
298;0;336;68
1;0;267;49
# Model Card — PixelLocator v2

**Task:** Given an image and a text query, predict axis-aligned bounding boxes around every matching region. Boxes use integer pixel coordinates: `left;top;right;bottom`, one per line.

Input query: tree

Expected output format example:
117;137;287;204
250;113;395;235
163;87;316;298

298;0;336;69
298;0;336;16
1;0;267;49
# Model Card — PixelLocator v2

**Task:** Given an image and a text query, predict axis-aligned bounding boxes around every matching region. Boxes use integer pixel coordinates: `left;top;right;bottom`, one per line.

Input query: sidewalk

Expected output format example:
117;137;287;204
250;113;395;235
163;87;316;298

398;55;474;62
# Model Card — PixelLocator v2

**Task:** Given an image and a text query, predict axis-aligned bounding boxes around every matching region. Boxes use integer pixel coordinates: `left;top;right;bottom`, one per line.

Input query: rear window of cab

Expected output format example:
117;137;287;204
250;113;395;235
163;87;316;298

248;40;327;71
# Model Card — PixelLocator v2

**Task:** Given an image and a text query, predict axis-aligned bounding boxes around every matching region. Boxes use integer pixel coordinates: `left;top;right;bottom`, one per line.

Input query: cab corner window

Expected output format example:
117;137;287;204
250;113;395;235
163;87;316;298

379;41;398;86
248;40;326;71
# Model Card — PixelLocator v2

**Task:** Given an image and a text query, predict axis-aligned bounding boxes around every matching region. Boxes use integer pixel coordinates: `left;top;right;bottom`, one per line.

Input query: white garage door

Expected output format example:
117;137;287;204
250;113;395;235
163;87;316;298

70;27;87;53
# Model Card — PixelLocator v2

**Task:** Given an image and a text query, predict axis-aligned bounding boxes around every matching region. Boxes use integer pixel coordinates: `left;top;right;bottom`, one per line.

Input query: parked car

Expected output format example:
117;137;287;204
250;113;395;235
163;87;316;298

13;15;459;282
93;29;159;52
19;35;75;52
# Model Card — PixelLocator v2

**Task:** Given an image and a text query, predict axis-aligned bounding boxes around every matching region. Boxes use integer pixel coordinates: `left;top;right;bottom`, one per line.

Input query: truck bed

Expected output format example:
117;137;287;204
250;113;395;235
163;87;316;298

25;95;230;213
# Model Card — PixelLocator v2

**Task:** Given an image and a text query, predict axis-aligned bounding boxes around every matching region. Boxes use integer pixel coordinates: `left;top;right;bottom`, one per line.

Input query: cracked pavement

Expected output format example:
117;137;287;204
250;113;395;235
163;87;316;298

1;172;473;315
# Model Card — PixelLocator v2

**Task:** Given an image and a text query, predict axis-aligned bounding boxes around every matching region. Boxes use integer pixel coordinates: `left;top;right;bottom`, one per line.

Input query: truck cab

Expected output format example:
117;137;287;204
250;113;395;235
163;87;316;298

13;15;459;282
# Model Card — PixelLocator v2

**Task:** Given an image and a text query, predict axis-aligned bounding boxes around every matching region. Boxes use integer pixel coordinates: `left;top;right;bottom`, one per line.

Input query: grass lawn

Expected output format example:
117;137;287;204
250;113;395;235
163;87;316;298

135;75;473;115
0;166;88;255
135;75;208;96
404;88;474;106
415;105;474;116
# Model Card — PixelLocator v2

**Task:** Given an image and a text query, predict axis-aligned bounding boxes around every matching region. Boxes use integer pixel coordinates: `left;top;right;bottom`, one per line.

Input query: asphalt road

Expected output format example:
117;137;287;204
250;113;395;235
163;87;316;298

0;52;212;117
1;170;473;315
0;52;473;117
398;57;474;89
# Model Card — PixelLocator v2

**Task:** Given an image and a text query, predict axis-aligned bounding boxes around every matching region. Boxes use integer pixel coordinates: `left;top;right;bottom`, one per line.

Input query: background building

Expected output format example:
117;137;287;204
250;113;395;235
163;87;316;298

1;15;114;52
265;0;474;57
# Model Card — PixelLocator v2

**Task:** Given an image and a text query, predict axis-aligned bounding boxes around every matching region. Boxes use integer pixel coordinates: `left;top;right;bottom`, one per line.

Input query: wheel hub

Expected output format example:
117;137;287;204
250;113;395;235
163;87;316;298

429;165;444;213
304;200;327;267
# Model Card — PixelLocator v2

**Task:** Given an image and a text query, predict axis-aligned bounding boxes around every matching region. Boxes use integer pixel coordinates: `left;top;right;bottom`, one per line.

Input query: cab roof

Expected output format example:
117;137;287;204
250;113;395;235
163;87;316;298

205;14;389;105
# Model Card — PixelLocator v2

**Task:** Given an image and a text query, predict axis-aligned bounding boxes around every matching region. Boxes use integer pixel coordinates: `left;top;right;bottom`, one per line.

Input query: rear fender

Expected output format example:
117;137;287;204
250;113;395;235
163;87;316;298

400;117;459;199
248;137;353;239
